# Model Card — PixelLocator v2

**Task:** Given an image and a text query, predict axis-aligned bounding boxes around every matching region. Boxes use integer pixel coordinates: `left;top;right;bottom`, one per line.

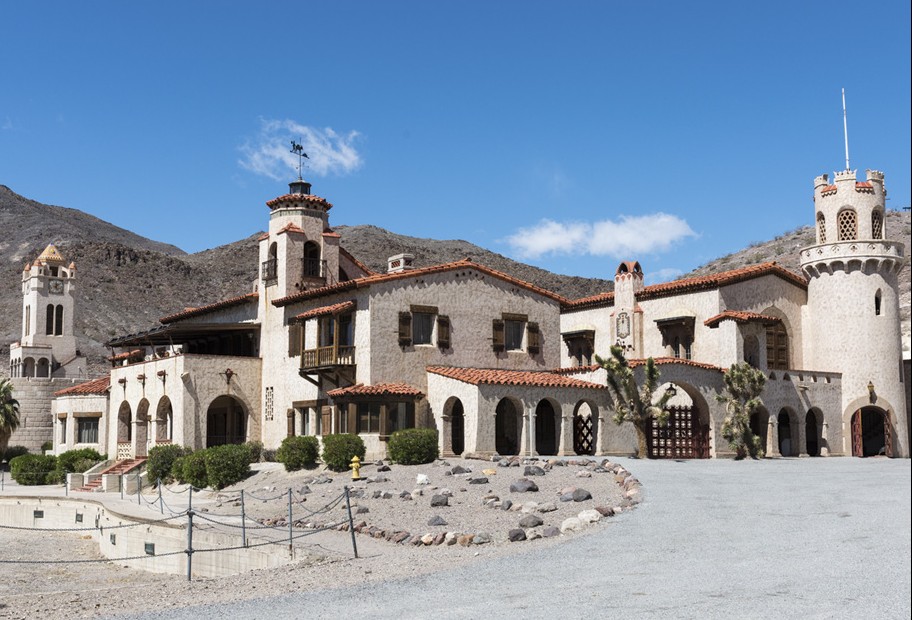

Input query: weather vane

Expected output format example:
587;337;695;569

290;140;309;180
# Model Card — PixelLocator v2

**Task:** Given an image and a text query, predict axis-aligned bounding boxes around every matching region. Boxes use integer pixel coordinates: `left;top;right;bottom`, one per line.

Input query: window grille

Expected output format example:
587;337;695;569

816;212;826;243
838;209;857;241
871;211;883;239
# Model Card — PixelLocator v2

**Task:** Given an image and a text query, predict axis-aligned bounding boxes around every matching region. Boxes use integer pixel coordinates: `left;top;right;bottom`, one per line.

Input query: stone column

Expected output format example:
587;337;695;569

596;413;610;456
520;405;533;456
558;410;575;456
767;416;780;457
820;421;829;457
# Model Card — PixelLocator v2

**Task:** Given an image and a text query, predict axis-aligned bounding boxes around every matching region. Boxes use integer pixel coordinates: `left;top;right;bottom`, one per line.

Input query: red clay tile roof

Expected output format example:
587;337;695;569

551;364;601;375
54;376;111;397
427;366;604;390
108;349;144;362
322;231;342;239
821;185;837;195
273;259;568;308
257;232;270;241
161;292;258;324
564;262;807;311
277;222;306;235
855;181;874;192
327;383;424;398
704;310;782;328
294;300;356;321
628;358;725;372
266;193;333;210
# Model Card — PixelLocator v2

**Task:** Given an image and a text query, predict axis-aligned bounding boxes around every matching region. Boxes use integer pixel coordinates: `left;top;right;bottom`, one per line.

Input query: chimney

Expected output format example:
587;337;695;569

387;253;415;274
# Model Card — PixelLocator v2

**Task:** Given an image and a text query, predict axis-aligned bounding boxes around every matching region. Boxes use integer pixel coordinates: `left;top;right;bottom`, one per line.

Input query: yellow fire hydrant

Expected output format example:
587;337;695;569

350;455;362;481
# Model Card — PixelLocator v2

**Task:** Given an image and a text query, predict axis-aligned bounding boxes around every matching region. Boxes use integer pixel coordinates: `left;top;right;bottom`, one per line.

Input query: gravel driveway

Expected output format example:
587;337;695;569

120;457;911;620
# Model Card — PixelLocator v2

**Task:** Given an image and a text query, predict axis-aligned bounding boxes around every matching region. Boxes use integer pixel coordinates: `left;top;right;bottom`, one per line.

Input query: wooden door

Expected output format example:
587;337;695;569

851;410;863;457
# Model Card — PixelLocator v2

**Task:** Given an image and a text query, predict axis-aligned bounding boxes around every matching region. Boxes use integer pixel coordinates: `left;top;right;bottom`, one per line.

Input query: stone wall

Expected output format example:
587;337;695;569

2;376;83;452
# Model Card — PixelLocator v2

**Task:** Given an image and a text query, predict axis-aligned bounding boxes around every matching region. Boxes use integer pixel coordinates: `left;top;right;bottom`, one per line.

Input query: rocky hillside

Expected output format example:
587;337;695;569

1;186;909;377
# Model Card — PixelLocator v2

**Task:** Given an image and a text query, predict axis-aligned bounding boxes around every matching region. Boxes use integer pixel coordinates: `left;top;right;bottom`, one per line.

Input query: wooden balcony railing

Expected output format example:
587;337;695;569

262;258;278;282
301;345;355;369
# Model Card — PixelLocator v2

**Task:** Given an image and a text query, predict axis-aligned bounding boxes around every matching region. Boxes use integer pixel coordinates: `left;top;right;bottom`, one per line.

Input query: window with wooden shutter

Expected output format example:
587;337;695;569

288;323;303;357
492;319;505;352
398;311;412;346
437;315;451;349
527;322;541;355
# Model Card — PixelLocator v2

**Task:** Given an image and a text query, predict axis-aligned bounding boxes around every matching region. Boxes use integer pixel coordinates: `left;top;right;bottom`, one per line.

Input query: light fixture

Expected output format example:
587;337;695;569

867;380;876;403
136;374;146;386
220;368;235;385
157;370;167;383
665;384;677;398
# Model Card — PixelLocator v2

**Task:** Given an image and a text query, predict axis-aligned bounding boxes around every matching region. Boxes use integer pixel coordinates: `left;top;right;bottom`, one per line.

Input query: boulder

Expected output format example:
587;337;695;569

508;529;527;542
542;526;560;538
578;509;601;523
560;517;583;533
537;502;558;513
416;474;430;485
523;465;546;476
430;494;449;507
472;532;493;544
427;515;448;527
450;465;470;475
595;505;615;517
457;534;475;546
445;532;458;546
519;514;543;528
420;534;435;545
468;477;488;485
500;499;513;511
510;478;539;493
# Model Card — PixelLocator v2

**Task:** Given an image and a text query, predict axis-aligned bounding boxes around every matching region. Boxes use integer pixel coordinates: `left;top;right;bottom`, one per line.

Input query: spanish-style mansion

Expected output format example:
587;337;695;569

9;166;910;464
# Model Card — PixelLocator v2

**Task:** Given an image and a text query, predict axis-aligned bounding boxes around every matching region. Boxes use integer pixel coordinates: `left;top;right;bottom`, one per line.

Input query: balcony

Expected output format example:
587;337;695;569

301;345;355;370
262;258;278;283
303;257;327;279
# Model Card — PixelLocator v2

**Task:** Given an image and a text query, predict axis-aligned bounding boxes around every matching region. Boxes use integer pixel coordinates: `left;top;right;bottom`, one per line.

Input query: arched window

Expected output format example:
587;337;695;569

262;242;278;282
45;304;54;335
766;324;789;370
871;210;883;239
303;241;322;277
24;306;30;337
875;289;882;316
838;209;857;241
54;305;63;335
816;212;826;243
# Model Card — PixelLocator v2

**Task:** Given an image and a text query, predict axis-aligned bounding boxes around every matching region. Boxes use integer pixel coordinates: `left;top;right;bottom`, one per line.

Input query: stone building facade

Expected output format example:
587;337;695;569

31;164;909;462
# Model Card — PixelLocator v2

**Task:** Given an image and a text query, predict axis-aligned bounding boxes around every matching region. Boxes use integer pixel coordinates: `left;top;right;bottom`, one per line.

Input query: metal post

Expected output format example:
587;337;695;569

186;508;194;582
344;486;359;559
288;488;293;557
65;474;69;497
1;468;5;491
241;489;247;548
158;478;163;514
120;473;124;500
136;471;141;505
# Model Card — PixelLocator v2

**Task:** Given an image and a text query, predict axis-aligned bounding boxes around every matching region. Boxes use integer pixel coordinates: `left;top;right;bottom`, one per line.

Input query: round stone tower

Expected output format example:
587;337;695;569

800;168;907;457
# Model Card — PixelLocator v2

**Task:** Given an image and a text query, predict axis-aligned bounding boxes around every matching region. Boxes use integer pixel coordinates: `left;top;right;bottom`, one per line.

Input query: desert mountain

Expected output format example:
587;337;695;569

1;185;909;377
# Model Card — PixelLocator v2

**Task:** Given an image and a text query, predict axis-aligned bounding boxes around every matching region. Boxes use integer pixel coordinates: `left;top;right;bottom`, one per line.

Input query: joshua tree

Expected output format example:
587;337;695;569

596;346;674;458
1;378;21;450
717;362;766;459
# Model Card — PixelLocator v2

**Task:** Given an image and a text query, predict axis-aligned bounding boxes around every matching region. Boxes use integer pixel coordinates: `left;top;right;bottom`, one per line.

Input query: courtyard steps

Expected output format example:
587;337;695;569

76;458;147;492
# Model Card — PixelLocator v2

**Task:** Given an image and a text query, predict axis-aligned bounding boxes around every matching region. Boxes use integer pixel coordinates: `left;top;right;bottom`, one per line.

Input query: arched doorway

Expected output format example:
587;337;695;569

36;358;50;378
851;407;893;457
573;401;597;456
647;383;710;459
534;400;558;456
135;399;150;458
750;408;769;454
156;397;173;443
206;395;248;447
495;398;520;456
450;398;465;456
805;409;822;457
777;409;796;456
117;402;132;443
303;241;322;277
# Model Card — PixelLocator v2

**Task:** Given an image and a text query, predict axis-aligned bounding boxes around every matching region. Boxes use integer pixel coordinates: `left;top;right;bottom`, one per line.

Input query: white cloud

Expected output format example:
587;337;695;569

239;119;362;180
647;267;685;285
505;213;697;260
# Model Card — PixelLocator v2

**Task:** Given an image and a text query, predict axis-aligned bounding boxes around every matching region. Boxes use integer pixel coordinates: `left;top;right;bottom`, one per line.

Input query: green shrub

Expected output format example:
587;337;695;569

276;436;319;471
205;444;251;490
387;428;439;465
10;454;57;485
321;434;365;472
56;448;105;475
41;440;53;452
2;445;29;463
262;448;277;462
181;450;209;489
244;441;263;463
147;444;189;484
171;456;187;482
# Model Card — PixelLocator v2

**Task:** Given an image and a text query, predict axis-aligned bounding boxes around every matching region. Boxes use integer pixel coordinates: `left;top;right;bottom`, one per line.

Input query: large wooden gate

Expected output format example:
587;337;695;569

852;408;893;457
573;414;595;455
648;405;709;459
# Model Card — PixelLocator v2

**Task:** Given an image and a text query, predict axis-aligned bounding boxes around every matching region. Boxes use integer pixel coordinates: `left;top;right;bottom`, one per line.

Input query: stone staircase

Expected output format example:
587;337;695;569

76;458;147;492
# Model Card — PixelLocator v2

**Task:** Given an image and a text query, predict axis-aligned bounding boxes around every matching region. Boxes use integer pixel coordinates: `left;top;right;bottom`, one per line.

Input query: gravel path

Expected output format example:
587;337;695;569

118;457;911;620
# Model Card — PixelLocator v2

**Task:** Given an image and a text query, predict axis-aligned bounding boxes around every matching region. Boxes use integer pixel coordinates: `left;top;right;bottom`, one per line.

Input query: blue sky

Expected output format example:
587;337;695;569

2;1;909;283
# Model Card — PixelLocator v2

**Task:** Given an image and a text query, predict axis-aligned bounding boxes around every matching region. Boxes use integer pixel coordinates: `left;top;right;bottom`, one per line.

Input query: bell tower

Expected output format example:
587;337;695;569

800;169;907;457
9;244;85;379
